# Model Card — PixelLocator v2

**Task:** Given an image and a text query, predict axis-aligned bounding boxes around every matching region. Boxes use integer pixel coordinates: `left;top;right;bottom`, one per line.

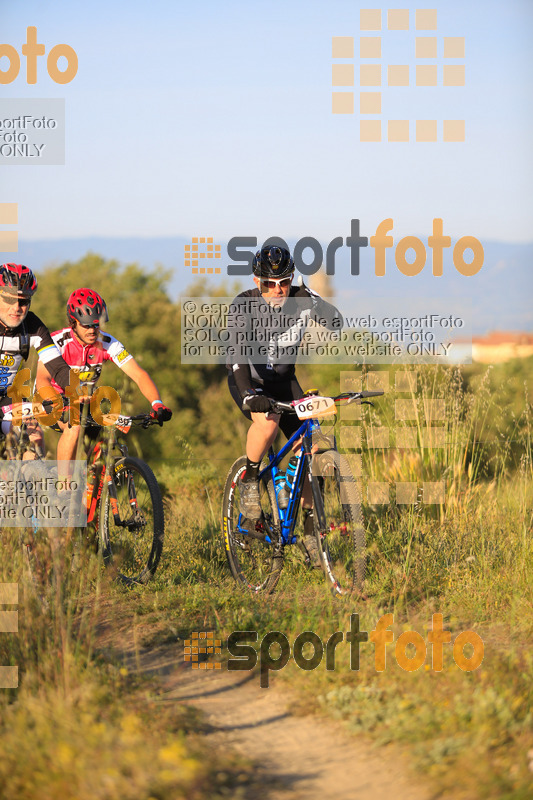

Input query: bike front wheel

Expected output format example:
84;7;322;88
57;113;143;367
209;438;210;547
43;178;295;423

312;450;366;597
222;456;283;593
99;456;164;585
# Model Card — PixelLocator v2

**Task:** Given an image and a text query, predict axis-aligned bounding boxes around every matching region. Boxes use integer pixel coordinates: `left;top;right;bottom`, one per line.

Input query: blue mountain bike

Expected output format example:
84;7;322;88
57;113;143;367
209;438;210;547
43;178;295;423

222;390;383;596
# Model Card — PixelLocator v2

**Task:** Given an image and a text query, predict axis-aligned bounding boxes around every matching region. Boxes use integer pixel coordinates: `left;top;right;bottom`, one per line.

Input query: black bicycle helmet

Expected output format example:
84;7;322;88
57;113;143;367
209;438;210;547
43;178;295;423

252;246;294;279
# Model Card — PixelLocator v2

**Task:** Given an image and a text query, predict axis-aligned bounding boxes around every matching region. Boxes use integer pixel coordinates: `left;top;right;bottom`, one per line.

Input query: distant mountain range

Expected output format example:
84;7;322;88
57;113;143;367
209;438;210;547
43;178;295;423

10;236;533;335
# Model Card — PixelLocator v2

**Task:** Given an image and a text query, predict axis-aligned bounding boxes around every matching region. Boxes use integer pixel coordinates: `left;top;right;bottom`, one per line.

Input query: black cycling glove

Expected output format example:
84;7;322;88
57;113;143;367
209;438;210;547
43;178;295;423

242;393;271;413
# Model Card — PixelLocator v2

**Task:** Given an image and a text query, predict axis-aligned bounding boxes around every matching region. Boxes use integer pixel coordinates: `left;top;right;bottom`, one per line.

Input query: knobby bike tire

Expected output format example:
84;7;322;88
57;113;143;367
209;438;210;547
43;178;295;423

222;455;283;594
99;456;164;585
312;450;366;597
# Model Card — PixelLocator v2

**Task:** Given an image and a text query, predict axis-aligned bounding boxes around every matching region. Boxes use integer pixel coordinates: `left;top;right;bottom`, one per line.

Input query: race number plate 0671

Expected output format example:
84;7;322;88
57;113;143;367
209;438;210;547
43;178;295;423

293;396;335;419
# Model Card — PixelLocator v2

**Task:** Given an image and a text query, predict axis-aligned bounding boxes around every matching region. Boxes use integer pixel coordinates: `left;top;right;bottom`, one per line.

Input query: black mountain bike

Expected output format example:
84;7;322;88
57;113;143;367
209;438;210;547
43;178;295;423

81;410;165;585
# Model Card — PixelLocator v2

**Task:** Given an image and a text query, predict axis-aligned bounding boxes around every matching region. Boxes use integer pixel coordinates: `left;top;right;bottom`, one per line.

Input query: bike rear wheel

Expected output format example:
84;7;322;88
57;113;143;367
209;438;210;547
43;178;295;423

312;450;366;596
222;456;283;593
99;456;164;585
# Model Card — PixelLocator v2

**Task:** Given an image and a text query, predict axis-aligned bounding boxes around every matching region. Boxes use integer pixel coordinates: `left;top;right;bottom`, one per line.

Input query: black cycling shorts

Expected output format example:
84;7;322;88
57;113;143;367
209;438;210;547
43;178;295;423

227;373;304;441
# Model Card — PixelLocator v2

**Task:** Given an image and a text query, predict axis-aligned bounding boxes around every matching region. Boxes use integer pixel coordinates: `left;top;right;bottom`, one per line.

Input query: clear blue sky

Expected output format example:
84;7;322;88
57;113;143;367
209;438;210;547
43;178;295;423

2;0;532;243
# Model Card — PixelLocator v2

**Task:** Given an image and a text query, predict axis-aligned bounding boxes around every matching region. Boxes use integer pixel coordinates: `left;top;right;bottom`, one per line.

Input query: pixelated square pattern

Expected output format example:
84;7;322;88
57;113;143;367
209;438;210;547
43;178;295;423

0;611;18;633
396;482;418;504
332;64;354;86
186;238;222;274
443;65;465;86
360;9;381;30
0;583;18;604
423;482;445;504
334;8;464;143
360;37;381;58
443;120;465;141
416;9;437;30
360;92;382;114
444;37;464;58
423;399;445;421
0;666;18;689
387;9;409;30
332;92;354;114
360;120;381;141
367;371;389;391
0;203;18;224
332;36;354;58
388;120;409;142
340;371;362;392
368;482;390;504
184;631;222;670
0;232;18;252
388;65;409;86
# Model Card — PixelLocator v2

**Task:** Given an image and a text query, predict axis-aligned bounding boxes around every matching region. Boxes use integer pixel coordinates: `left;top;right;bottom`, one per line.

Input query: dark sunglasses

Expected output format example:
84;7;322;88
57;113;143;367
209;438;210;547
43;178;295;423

0;295;31;307
260;277;292;290
78;321;100;330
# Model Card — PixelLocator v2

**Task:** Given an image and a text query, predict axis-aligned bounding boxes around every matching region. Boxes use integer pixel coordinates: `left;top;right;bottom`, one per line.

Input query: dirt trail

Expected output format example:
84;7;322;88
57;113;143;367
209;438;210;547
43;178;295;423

98;621;435;800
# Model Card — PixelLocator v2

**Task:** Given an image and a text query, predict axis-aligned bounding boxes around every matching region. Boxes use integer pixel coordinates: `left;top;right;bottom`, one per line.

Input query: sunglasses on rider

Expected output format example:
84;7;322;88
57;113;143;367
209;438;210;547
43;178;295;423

78;321;100;330
260;276;292;291
0;294;31;307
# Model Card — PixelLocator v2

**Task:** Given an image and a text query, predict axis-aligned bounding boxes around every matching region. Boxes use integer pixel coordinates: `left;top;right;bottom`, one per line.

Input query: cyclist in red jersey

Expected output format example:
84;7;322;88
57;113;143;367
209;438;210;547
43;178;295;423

35;288;172;464
0;263;71;456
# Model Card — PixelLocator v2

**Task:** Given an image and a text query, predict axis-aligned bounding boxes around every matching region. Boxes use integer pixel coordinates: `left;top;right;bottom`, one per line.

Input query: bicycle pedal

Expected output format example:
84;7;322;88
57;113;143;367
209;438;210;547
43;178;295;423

240;519;268;541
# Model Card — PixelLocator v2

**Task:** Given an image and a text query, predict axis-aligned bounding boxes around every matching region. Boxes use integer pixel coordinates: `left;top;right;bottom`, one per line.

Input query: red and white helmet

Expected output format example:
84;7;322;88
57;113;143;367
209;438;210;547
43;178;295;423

0;263;38;297
67;288;109;327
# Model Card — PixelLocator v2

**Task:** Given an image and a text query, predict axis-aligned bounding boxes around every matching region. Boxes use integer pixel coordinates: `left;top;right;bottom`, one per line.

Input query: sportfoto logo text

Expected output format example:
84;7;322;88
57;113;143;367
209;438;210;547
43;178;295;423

185;614;484;688
185;219;484;278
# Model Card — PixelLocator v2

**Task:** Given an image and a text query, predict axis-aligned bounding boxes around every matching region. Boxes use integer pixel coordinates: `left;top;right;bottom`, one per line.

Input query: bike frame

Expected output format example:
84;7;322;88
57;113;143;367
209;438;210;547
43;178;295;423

85;427;129;526
239;416;328;547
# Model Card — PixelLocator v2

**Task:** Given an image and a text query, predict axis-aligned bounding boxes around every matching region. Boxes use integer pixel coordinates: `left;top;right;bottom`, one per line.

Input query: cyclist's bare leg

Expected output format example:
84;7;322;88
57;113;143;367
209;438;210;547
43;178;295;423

246;412;281;462
23;419;45;460
247;415;313;508
57;422;81;478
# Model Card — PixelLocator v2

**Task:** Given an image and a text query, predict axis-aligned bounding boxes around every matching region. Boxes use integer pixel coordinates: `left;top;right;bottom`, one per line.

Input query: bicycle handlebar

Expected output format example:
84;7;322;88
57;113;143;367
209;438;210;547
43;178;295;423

269;390;384;415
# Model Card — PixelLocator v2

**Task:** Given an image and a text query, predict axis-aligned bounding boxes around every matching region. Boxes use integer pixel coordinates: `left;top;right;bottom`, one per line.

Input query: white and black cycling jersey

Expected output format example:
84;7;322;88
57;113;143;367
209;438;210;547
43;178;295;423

0;312;71;397
226;285;343;398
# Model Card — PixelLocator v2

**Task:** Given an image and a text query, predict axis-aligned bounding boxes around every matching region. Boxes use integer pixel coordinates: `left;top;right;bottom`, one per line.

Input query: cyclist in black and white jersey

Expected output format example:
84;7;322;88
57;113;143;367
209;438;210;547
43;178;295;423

227;246;342;561
0;263;70;445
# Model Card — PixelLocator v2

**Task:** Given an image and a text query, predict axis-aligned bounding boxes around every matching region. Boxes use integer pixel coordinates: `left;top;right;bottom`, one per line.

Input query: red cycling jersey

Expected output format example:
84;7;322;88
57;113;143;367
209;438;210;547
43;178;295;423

49;327;133;393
